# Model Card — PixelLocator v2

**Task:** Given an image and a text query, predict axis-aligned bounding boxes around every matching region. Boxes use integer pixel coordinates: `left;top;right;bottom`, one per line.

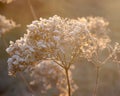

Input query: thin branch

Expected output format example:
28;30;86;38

43;58;65;68
68;46;80;69
101;49;116;66
101;43;119;67
57;51;66;67
27;0;37;19
53;59;64;68
65;68;71;96
93;66;100;96
1;34;8;48
117;63;120;76
19;73;34;93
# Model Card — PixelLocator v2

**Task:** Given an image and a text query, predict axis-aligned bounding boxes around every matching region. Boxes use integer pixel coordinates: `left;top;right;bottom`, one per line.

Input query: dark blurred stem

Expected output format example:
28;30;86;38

19;73;34;93
65;68;71;96
27;0;37;19
117;63;120;76
93;66;100;96
1;34;8;48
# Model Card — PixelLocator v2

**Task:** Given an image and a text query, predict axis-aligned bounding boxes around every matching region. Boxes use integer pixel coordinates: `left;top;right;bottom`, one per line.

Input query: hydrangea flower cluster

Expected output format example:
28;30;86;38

0;0;14;3
29;60;77;96
0;15;17;37
6;15;110;76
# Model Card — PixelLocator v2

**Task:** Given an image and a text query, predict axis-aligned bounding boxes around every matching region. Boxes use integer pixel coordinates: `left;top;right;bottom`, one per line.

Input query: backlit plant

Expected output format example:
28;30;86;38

6;15;120;96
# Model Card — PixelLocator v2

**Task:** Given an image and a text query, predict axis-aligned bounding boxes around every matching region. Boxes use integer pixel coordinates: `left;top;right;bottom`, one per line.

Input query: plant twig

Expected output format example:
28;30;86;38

65;68;71;96
93;66;100;96
27;0;37;19
19;73;34;93
1;34;8;48
68;46;80;69
52;59;64;68
117;63;120;76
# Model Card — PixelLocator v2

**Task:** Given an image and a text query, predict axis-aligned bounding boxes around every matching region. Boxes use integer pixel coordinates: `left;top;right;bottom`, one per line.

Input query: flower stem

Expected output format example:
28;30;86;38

65;68;71;96
117;63;120;75
27;0;37;19
1;34;8;48
19;73;34;93
93;66;100;96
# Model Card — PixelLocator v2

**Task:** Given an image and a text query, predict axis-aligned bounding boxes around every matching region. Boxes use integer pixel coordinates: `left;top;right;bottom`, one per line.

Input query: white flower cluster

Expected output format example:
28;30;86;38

79;17;110;48
87;17;110;49
6;15;110;75
6;38;36;75
0;15;17;37
0;0;14;3
29;60;77;96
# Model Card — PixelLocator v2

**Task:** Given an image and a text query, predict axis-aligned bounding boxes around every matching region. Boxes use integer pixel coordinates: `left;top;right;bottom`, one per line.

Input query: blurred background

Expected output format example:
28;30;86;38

0;0;120;96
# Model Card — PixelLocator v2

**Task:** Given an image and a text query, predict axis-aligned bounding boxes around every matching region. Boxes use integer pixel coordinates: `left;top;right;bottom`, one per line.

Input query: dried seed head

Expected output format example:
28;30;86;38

6;15;110;75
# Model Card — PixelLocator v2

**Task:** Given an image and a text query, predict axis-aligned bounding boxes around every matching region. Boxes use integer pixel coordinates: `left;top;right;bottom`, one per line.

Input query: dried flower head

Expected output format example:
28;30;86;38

6;15;110;75
0;15;17;37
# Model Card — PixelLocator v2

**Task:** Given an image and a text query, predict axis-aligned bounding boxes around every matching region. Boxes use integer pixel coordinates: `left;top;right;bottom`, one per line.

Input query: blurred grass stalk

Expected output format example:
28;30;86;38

27;0;37;20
